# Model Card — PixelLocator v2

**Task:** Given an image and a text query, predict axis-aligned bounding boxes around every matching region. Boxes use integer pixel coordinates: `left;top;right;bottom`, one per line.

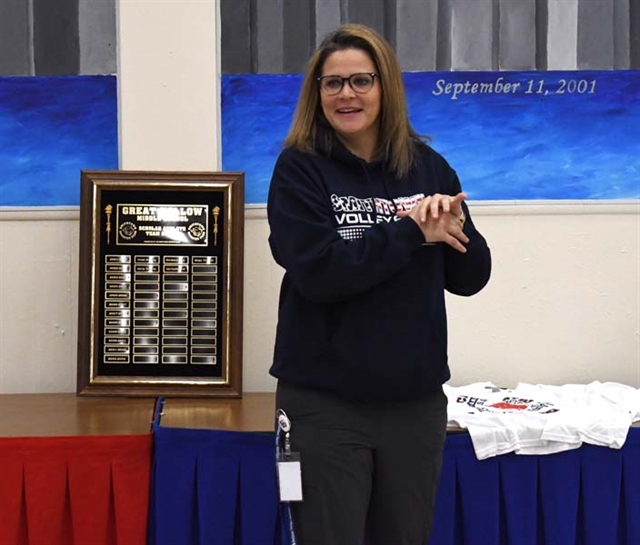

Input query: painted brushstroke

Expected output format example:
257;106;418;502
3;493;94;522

222;70;640;204
0;75;118;206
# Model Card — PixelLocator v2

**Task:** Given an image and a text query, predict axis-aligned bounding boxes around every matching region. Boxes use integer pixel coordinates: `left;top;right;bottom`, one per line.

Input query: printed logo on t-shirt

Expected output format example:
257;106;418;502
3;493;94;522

331;193;425;240
456;395;559;414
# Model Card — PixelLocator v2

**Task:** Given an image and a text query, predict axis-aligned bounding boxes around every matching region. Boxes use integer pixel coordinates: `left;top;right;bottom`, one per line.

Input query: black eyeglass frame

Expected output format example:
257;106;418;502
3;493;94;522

316;73;378;95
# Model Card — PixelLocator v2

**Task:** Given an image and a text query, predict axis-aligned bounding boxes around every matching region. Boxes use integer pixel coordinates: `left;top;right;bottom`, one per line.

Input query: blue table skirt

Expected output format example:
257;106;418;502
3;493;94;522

149;425;640;545
149;426;287;545
430;430;639;545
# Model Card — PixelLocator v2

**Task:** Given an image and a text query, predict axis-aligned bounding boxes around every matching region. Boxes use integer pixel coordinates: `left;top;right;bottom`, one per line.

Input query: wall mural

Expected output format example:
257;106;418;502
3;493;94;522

0;76;118;206
0;70;637;206
222;70;640;204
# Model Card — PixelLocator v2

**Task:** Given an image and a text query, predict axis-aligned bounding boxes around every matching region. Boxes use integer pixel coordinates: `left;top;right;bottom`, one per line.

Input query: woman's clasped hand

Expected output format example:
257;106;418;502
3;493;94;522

397;192;470;253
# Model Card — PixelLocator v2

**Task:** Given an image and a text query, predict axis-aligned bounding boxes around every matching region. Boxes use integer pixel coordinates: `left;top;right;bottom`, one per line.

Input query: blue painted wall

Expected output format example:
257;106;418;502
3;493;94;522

0;76;118;206
222;70;640;204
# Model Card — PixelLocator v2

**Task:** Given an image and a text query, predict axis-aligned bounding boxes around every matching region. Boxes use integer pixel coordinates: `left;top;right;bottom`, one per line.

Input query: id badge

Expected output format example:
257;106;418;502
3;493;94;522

276;451;303;502
276;409;303;502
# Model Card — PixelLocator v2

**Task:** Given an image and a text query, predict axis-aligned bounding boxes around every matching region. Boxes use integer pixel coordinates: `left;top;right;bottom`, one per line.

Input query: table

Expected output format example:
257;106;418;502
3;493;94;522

150;396;640;545
148;395;286;545
430;430;639;545
2;394;637;545
0;395;155;545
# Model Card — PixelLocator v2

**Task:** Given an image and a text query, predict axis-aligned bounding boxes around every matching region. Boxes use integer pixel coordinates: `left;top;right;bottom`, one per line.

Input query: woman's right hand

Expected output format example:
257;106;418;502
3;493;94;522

397;192;469;253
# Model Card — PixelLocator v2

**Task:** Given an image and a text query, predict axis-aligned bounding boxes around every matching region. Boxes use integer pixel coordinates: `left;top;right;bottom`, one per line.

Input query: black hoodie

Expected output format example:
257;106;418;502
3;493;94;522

267;138;491;400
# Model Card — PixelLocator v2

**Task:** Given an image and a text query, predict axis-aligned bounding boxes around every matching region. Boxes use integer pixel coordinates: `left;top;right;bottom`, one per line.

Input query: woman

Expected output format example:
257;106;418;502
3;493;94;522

267;24;491;545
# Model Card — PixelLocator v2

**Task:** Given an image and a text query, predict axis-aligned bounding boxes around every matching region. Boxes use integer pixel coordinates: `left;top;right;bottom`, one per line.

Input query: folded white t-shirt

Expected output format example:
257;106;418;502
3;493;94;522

444;381;639;460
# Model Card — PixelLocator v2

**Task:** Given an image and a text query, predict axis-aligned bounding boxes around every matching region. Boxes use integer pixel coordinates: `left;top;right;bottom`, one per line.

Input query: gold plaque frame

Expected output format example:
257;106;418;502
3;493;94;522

77;171;244;397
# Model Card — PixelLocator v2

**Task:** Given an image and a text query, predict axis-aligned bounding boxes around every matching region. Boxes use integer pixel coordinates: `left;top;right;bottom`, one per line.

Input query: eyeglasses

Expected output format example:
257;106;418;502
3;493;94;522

317;73;377;96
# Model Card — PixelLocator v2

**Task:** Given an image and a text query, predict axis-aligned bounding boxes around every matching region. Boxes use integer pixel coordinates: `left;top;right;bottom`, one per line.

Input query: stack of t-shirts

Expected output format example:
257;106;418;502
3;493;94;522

443;381;640;460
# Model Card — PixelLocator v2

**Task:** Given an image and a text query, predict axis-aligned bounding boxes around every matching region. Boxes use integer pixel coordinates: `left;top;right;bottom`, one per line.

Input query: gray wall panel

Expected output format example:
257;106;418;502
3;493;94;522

395;0;438;71
535;0;548;70
547;0;577;69
346;0;386;38
5;0;633;77
632;0;640;68
79;0;116;75
499;0;536;70
255;0;284;73
577;0;614;69
0;0;32;75
384;0;398;53
450;0;494;70
492;0;499;73
436;0;453;70
33;0;79;75
283;0;314;73
221;0;252;74
613;0;631;69
315;0;341;46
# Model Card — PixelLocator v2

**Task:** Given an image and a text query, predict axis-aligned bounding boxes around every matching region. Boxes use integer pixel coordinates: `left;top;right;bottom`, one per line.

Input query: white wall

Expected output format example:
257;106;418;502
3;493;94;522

0;0;638;394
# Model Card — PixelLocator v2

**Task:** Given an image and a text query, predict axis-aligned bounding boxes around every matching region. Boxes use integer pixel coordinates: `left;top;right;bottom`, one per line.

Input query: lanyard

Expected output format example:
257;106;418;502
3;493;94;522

275;409;297;545
277;408;292;456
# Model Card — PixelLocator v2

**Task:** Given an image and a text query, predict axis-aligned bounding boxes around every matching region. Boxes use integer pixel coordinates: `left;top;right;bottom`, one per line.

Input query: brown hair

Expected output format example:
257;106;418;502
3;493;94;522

284;23;426;178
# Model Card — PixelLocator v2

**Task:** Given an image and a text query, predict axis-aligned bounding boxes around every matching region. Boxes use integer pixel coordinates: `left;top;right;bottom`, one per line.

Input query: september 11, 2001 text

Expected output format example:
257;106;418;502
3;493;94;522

432;76;597;100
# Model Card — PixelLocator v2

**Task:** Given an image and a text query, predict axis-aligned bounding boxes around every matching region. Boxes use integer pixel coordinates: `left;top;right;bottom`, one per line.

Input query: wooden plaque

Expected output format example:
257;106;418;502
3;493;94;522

77;171;244;397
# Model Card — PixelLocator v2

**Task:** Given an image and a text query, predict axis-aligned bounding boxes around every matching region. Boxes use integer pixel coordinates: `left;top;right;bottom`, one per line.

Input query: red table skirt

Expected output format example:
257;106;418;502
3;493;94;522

0;434;152;545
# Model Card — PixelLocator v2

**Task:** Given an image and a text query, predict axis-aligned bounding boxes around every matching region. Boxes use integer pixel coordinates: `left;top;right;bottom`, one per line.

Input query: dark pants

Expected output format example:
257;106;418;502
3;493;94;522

276;381;448;545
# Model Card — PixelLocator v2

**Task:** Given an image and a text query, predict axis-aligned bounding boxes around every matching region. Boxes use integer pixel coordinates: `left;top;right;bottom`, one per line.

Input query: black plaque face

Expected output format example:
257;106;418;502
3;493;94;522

77;171;244;397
